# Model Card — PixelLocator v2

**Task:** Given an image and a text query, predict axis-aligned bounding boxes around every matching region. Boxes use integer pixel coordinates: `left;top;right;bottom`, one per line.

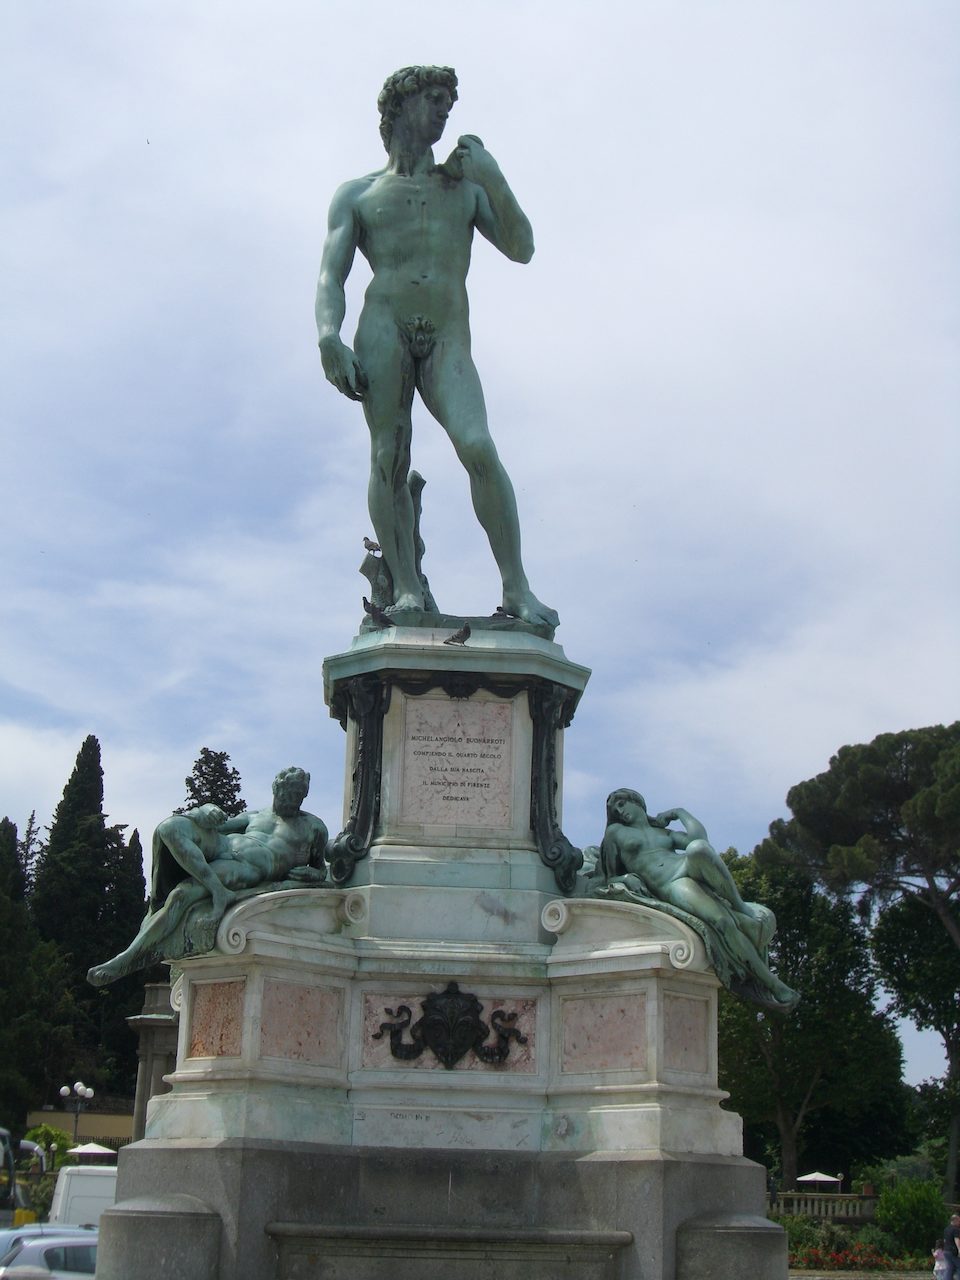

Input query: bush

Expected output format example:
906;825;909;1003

874;1177;946;1255
27;1171;57;1222
814;1221;855;1254
770;1214;819;1253
853;1223;899;1256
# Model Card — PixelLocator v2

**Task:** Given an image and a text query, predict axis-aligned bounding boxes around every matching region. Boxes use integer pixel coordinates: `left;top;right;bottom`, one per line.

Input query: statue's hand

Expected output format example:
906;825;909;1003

444;135;502;188
286;864;327;884
320;336;368;402
653;810;678;827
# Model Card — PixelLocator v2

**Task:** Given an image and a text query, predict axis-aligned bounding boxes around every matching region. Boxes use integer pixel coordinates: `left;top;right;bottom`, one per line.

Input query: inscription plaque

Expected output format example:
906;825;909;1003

400;696;513;828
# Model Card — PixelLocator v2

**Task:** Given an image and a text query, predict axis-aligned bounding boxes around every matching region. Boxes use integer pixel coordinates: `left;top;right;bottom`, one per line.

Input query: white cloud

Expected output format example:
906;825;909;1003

0;0;956;1085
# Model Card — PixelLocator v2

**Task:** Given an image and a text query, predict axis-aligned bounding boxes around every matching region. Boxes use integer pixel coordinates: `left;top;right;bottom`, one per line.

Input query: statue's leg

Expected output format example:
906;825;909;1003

156;821;236;918
684;841;749;913
355;316;422;609
87;881;207;986
666;879;796;1002
418;342;559;628
206;854;271;891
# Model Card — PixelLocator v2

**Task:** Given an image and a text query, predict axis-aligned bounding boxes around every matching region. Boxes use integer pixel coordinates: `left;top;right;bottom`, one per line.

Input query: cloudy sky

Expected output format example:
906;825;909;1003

2;2;957;1082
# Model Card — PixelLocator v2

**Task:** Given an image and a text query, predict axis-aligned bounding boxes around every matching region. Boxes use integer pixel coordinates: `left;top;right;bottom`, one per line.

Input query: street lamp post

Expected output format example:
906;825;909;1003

59;1081;95;1144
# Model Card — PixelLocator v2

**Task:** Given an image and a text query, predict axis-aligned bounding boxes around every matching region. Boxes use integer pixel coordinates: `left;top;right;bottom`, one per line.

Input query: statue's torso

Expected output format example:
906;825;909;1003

354;170;477;325
612;823;681;889
223;809;318;878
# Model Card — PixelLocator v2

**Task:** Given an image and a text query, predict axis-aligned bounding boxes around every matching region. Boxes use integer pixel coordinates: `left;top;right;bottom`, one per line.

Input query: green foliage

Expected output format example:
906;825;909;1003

874;1178;946;1254
32;736;112;968
854;1144;943;1190
719;855;909;1186
17;812;42;897
0;817;25;901
16;1125;72;1219
770;1213;819;1252
179;747;245;816
872;894;960;1199
777;722;960;937
774;1217;915;1270
23;1124;73;1169
852;1223;900;1257
28;1171;57;1222
0;816;82;1128
873;897;960;1043
745;723;960;1198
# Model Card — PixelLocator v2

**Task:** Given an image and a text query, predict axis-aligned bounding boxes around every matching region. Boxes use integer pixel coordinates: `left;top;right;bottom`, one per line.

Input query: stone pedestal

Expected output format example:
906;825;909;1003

97;630;787;1280
127;982;179;1141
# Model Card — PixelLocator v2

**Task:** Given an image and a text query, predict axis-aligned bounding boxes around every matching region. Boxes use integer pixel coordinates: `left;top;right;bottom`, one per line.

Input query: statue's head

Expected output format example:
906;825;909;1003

272;766;310;814
377;65;458;151
606;788;647;826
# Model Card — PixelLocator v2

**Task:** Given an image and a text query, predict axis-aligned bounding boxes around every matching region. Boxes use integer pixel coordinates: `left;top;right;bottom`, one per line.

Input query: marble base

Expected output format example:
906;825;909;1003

102;856;784;1279
144;889;740;1160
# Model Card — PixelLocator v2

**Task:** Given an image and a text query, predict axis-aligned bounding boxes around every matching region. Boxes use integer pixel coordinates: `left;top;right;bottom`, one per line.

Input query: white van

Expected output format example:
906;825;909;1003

48;1167;117;1228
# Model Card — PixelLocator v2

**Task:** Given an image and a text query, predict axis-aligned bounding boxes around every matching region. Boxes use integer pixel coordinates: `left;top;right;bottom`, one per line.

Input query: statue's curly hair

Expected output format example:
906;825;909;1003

377;65;458;151
273;766;310;793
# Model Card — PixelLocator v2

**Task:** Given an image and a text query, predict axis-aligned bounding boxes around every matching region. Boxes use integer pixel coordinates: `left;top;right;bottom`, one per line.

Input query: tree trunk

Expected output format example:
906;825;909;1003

777;1106;800;1189
946;1050;960;1202
946;1111;958;1203
922;884;960;952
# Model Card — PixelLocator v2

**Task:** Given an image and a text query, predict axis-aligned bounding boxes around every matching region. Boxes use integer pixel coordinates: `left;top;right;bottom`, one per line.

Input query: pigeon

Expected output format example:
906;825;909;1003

363;597;393;628
363;536;381;554
443;622;471;646
491;605;509;617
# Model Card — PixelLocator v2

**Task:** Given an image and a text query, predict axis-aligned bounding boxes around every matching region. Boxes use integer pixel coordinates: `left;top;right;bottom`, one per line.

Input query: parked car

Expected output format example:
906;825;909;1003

0;1230;95;1260
0;1232;97;1277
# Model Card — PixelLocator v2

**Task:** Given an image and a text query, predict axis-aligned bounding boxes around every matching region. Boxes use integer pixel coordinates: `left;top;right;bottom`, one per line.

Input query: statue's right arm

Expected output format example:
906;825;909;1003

316;182;369;401
655;808;709;848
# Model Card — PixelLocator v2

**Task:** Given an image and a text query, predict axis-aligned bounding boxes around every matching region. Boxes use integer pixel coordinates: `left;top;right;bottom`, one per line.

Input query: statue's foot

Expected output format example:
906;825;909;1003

208;887;237;920
386;590;425;614
87;959;124;988
502;587;559;630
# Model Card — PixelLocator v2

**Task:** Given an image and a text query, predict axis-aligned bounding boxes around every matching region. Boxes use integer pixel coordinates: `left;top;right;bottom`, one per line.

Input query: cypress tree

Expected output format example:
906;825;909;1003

30;736;148;1097
17;811;41;896
0;818;81;1126
32;736;108;964
0;817;24;901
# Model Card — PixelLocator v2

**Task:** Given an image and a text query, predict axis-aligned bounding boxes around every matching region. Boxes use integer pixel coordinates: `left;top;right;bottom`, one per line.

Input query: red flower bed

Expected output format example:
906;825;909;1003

789;1241;903;1271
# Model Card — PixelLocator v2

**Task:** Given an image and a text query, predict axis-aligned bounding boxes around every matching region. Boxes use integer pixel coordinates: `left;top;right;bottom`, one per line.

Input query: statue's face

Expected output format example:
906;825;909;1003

273;773;308;816
397;85;453;147
616;796;645;825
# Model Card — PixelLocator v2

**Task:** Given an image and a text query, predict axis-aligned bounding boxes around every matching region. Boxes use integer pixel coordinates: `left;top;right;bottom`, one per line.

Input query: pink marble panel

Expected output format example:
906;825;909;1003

663;993;709;1074
361;991;536;1072
560;992;647;1073
260;979;343;1067
188;979;245;1058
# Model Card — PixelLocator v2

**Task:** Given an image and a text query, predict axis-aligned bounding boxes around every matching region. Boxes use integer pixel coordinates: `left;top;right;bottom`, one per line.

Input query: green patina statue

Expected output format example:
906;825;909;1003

582;789;799;1012
87;767;328;986
316;65;558;631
